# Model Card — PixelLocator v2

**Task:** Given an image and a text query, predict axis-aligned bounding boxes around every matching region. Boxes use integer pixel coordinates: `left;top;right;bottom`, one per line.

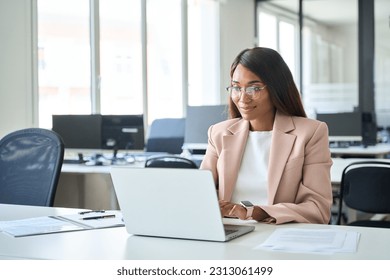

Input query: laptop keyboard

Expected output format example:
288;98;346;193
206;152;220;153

224;228;239;235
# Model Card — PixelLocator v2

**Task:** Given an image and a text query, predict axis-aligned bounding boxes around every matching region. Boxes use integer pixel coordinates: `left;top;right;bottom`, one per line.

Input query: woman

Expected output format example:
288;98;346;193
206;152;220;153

200;47;332;224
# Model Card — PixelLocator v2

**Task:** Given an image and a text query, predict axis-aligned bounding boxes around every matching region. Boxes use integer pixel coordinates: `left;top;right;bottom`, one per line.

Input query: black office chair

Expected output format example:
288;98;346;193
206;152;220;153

145;118;185;154
336;161;390;228
0;128;64;207
145;155;198;169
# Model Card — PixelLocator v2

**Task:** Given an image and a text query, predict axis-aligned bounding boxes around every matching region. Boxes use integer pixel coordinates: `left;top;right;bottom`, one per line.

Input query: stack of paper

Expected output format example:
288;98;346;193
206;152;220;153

257;228;360;254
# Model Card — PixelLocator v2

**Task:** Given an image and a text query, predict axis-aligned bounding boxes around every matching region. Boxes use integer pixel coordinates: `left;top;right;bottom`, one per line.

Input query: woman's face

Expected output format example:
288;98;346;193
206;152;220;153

230;64;275;128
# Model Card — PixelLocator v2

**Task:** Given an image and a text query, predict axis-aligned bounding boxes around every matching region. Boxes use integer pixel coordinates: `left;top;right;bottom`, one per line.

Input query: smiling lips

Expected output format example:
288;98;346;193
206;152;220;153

240;105;256;112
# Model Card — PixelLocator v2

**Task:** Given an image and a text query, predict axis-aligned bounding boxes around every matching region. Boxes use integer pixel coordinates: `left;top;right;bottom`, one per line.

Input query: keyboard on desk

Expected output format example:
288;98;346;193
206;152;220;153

224;227;239;235
63;159;87;164
124;152;168;157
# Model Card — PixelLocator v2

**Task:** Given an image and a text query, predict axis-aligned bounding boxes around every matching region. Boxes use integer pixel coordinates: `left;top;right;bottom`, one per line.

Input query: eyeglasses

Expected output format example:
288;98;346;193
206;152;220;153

226;85;267;99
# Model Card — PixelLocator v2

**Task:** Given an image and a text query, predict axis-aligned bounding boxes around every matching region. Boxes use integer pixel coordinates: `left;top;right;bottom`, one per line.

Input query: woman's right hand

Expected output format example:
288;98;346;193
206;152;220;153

219;200;247;220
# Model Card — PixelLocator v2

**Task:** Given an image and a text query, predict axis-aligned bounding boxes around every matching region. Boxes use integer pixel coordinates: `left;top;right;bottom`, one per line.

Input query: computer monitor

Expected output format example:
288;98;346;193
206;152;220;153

101;115;145;150
316;112;363;143
183;105;228;152
52;114;102;149
52;114;145;151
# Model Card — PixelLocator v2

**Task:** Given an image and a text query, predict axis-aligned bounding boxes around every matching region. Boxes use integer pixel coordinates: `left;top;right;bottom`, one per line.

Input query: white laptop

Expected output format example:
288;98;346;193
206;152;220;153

110;167;255;242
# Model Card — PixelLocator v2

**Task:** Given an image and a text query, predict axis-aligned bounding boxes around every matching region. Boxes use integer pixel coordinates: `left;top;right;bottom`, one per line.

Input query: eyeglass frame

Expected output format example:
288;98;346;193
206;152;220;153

226;85;267;99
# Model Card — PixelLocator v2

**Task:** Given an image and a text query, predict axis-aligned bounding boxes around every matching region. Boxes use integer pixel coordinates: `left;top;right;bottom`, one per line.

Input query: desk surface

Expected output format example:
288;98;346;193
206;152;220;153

330;143;390;157
331;157;390;184
1;204;389;260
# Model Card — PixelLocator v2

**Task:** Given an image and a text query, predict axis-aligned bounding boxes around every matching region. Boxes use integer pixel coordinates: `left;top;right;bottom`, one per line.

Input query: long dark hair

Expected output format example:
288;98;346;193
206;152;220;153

228;47;307;118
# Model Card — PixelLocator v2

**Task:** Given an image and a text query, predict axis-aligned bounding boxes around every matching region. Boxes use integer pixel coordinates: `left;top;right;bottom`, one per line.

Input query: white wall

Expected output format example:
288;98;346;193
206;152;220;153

0;0;35;138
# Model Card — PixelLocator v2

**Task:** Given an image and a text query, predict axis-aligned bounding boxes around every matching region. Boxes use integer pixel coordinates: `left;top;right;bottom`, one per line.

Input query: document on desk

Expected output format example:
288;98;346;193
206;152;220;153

0;210;124;237
256;228;360;254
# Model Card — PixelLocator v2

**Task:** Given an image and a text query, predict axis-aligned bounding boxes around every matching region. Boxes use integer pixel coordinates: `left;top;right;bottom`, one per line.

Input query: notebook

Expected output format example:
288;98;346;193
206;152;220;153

110;167;255;242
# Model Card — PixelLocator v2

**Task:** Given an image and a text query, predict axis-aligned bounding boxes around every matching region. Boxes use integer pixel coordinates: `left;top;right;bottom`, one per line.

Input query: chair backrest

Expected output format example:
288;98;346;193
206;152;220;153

0;128;64;206
337;161;390;225
145;155;198;169
145;118;185;154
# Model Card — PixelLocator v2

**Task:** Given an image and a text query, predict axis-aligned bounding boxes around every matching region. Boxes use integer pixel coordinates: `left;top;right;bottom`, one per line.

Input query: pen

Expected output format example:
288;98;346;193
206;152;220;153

78;210;105;215
81;214;116;220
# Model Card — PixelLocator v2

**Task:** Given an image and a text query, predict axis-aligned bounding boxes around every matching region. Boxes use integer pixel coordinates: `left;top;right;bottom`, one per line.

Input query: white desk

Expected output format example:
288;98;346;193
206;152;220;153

0;204;389;260
331;157;390;185
330;143;390;158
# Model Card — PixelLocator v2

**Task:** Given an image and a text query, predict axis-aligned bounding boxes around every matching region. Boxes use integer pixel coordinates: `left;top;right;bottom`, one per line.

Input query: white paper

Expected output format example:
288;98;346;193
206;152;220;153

256;228;360;254
0;210;124;237
0;216;83;237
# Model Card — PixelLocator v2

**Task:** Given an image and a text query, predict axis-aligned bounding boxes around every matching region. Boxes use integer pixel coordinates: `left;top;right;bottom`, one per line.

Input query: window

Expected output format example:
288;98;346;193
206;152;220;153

375;0;390;128
257;1;359;118
99;0;143;115
279;21;296;78
146;0;183;121
301;0;358;117
37;0;221;129
37;0;91;128
257;11;298;82
258;12;277;50
188;0;220;106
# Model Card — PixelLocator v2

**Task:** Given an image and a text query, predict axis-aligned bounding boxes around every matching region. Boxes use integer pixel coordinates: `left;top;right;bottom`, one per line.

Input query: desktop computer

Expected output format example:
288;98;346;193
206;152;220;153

52;114;102;150
183;105;228;154
52;114;145;165
316;112;363;147
361;111;377;147
316;111;378;148
101;115;145;150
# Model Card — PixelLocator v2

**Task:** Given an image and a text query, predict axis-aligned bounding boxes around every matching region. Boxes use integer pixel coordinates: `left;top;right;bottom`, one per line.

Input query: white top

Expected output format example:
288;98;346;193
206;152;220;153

231;131;272;206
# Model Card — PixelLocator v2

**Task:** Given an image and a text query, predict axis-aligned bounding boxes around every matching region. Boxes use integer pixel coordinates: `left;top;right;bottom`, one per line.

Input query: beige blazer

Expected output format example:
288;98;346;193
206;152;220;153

200;111;333;224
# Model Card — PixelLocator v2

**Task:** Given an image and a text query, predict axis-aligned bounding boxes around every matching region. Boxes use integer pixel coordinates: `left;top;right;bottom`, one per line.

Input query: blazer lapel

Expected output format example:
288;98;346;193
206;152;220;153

267;112;296;204
219;119;249;201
